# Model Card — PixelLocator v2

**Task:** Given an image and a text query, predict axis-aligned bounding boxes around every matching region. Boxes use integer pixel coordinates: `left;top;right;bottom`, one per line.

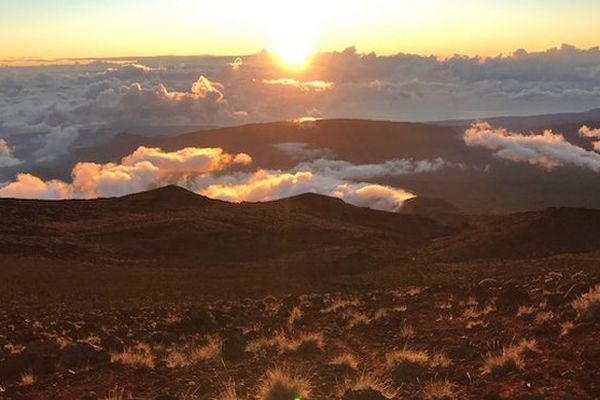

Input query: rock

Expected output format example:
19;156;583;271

80;392;99;400
59;342;109;368
24;339;60;358
100;334;126;353
390;360;427;384
496;287;532;313
175;309;217;333
545;293;564;308
563;283;589;301
221;329;246;362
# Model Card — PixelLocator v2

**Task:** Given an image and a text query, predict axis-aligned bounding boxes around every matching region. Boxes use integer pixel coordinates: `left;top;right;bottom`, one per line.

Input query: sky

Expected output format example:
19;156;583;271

2;0;600;59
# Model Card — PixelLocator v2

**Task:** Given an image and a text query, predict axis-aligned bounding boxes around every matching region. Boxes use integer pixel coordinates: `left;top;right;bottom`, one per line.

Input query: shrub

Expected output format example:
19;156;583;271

572;285;600;320
257;368;311;400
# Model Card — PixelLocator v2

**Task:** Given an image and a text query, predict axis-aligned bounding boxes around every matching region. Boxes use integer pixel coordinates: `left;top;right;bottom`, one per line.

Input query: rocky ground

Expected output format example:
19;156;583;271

0;256;598;400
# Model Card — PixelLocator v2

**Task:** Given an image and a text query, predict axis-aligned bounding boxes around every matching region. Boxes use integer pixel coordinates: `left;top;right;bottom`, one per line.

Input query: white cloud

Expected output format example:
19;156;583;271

294;158;449;180
3;44;600;168
579;125;600;151
0;139;22;167
464;121;600;171
0;145;436;211
273;142;334;161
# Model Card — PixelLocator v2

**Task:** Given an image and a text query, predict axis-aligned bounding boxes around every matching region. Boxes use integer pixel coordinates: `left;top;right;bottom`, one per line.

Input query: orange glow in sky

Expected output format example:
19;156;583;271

1;1;600;60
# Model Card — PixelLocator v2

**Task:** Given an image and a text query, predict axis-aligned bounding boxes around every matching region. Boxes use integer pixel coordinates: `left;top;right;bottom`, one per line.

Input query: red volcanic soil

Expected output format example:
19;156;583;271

0;187;599;399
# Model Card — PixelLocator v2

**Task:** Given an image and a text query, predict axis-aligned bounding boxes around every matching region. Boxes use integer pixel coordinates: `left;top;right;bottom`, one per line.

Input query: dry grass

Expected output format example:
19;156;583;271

321;298;360;313
534;310;555;324
246;331;325;357
104;386;127;400
386;347;430;367
517;305;536;317
560;320;575;336
280;332;325;355
329;352;360;371
245;336;279;357
572;285;600;320
399;323;415;339
466;320;487;330
422;379;457;399
344;311;371;329
462;304;496;320
257;367;311;400
166;335;222;368
287;306;303;331
482;339;538;376
431;351;452;368
341;373;396;399
111;343;155;369
213;379;238;400
19;371;36;386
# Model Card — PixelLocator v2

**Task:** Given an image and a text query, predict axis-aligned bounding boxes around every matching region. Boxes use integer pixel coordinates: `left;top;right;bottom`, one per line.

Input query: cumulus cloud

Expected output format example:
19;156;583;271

464;121;600;171
0;144;440;211
0;146;252;199
195;170;415;211
4;44;600;169
0;174;72;200
579;125;600;151
0;139;22;167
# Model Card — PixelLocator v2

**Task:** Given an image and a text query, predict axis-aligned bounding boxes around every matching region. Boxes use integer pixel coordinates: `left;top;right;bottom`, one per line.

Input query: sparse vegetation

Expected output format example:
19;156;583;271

111;343;155;369
166;335;222;367
329;353;360;371
571;284;600;320
19;371;36;386
257;368;311;400
482;339;538;376
341;373;396;400
422;379;457;400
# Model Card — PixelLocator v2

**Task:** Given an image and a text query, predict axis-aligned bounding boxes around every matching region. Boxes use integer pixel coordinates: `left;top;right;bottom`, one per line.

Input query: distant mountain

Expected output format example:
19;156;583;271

428;207;600;261
0;186;452;275
16;117;600;215
400;197;468;227
435;107;600;130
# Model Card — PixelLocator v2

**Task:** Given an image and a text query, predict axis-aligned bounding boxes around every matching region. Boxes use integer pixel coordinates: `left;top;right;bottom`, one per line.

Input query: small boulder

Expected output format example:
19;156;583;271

496;287;532;313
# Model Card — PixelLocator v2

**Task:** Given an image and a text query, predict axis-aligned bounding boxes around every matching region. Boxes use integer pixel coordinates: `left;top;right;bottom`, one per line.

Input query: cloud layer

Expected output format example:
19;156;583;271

464;121;600;171
2;44;600;173
0;145;448;211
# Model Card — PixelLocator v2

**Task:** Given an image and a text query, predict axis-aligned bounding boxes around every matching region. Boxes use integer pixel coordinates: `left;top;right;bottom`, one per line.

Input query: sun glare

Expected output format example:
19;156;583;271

268;17;316;68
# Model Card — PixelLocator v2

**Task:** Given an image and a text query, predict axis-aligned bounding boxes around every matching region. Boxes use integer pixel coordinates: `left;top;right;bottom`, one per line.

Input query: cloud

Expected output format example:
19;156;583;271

4;44;600;168
0;145;432;211
262;78;334;91
0;146;251;199
464;121;600;171
579;125;600;151
0;173;72;200
294;158;449;180
34;125;80;163
273;142;334;161
0;139;22;167
194;170;415;212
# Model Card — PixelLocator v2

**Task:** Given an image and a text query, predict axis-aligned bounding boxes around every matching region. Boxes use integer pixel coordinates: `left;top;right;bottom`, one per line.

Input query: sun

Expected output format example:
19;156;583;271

268;18;316;68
